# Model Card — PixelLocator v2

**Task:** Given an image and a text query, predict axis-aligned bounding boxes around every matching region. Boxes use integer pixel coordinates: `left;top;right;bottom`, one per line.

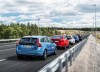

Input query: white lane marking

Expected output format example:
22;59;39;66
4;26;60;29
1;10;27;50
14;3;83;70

0;44;15;47
0;48;15;52
0;59;6;62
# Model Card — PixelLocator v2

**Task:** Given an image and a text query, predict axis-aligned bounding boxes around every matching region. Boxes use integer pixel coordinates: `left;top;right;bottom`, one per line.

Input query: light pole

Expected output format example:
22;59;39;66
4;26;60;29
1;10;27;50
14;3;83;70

92;4;97;47
37;18;40;35
92;17;94;33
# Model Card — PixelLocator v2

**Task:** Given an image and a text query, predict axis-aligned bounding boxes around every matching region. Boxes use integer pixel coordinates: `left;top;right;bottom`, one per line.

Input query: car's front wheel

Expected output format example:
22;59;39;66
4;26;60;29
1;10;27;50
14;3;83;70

64;45;67;50
53;47;57;55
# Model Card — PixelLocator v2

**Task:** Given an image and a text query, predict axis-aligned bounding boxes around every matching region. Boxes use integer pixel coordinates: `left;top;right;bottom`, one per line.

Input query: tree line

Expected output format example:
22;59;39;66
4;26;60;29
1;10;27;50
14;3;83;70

0;22;100;39
0;22;61;39
52;27;100;31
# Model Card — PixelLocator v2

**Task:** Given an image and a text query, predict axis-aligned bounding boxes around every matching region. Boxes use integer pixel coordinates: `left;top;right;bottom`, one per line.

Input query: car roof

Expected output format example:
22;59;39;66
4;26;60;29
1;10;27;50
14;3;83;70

52;35;64;36
22;36;47;39
66;35;72;36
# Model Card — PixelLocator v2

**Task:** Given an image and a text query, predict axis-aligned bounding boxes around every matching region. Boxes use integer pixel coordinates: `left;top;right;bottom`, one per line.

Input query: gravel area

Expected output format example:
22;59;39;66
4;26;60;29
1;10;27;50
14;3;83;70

68;35;100;72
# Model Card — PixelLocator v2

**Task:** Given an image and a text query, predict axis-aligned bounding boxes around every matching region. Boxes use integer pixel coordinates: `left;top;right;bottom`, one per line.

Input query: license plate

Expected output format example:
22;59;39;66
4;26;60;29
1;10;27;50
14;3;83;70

55;41;58;42
24;45;31;48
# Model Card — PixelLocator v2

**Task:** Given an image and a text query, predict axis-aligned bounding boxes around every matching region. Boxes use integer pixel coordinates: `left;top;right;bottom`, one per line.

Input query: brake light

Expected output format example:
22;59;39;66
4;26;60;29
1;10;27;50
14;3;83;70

60;39;63;42
36;39;42;47
37;43;42;47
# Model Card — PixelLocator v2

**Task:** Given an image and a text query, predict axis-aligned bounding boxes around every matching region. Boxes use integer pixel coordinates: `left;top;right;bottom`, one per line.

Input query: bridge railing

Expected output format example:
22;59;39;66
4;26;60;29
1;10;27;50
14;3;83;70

0;39;20;43
38;37;88;72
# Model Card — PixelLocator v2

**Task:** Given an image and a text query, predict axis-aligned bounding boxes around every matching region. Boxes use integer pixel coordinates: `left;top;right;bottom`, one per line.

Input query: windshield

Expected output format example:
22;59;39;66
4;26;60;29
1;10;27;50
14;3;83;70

52;36;62;39
66;36;71;40
19;38;38;45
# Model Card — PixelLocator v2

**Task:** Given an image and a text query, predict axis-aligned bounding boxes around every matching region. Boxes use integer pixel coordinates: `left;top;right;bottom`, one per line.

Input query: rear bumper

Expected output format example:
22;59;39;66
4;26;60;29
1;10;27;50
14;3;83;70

56;44;65;47
69;41;74;44
16;47;44;56
56;44;66;48
16;50;43;56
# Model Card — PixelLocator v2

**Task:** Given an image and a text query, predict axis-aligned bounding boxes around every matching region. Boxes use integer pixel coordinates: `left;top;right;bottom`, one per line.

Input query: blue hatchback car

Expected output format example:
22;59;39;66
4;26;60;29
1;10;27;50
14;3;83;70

16;36;57;60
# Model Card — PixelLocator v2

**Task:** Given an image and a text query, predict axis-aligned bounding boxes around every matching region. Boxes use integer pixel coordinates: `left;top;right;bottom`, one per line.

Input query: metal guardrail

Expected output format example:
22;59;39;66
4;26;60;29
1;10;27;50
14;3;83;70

0;39;20;43
38;37;88;72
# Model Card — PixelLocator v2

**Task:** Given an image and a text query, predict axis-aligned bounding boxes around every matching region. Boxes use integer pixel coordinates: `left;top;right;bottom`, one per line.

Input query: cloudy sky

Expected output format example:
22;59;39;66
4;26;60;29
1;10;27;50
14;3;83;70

0;0;100;28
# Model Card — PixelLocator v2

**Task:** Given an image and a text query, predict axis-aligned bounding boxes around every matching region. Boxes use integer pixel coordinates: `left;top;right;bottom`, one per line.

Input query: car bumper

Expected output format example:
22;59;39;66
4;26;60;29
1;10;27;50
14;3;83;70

16;49;44;56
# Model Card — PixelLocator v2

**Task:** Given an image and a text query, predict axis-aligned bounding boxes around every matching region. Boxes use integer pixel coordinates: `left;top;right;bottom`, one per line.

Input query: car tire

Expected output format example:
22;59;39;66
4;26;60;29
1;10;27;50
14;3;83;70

72;43;74;45
42;50;47;60
17;55;23;59
67;45;69;48
53;47;57;55
64;45;66;50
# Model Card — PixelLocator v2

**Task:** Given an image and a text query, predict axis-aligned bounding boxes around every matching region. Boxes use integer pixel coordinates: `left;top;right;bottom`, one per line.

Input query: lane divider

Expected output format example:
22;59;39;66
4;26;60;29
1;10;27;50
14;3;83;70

0;44;15;47
0;48;15;52
0;59;6;62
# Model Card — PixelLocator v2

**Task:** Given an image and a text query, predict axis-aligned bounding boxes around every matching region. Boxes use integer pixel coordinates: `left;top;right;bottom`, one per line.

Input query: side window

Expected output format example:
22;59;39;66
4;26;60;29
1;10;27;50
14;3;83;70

45;37;49;42
41;37;48;42
48;37;53;43
41;38;45;42
64;36;67;39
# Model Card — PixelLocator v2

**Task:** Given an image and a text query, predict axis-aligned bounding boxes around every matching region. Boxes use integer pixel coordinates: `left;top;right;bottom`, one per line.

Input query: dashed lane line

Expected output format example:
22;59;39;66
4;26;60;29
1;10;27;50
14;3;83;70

0;59;6;62
0;48;15;52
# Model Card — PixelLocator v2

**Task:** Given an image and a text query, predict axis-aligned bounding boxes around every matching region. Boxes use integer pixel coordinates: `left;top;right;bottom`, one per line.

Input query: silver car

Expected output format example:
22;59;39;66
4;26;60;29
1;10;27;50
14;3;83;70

65;35;75;45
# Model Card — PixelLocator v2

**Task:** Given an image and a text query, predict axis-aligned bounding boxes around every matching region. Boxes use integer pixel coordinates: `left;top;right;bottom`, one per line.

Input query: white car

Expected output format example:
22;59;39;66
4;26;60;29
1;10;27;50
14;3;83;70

65;35;75;45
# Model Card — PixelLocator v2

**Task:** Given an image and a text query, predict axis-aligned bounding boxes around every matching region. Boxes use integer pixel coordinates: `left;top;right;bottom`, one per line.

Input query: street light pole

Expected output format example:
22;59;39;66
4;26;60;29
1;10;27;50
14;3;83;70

93;4;97;47
94;4;96;37
92;17;94;33
37;18;40;35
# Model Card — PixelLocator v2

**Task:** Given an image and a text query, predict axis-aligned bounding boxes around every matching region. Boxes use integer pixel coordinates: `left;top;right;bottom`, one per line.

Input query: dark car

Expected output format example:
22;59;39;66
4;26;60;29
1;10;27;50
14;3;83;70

73;34;80;42
76;34;82;41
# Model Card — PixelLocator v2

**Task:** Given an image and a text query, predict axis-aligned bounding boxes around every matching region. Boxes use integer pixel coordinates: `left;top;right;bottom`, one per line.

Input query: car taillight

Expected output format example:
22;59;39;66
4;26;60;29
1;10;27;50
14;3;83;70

37;43;42;47
60;39;63;41
36;39;42;47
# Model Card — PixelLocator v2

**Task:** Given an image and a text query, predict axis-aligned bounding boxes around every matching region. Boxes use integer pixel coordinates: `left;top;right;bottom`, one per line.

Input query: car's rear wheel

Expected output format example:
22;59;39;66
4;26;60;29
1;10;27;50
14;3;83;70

71;42;74;45
53;47;57;55
64;45;67;50
42;50;47;60
67;45;69;48
17;55;23;59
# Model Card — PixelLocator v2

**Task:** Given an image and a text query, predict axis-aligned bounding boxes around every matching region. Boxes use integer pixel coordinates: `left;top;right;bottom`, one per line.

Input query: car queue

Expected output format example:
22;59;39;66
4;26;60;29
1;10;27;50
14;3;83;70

16;34;82;60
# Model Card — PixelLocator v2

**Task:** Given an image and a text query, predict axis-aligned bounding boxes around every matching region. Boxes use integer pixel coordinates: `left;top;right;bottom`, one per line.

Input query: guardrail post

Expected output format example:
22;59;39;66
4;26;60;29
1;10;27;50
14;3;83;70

78;44;80;55
47;67;52;72
75;47;77;58
58;59;62;72
73;48;75;61
65;54;68;72
69;50;72;66
76;45;78;58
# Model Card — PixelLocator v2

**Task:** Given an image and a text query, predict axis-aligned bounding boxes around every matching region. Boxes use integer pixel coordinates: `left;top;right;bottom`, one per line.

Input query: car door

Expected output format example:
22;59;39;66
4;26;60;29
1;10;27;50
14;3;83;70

45;37;52;54
64;36;69;46
48;37;55;52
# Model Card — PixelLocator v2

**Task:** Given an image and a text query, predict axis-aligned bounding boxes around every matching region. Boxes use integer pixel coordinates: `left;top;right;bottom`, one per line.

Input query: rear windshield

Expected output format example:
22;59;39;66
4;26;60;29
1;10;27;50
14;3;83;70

66;36;71;39
73;35;78;39
52;36;62;39
19;38;38;45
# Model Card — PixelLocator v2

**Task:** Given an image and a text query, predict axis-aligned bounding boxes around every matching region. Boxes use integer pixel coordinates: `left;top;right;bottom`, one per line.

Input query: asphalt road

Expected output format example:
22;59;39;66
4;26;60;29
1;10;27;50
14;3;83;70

0;34;89;72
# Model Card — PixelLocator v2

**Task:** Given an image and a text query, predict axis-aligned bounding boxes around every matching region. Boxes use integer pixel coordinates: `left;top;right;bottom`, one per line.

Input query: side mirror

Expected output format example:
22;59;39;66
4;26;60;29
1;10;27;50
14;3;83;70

51;41;54;43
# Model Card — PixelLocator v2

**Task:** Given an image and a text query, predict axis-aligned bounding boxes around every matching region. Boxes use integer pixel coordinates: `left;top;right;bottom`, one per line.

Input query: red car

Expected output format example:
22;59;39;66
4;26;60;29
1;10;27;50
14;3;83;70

51;35;69;49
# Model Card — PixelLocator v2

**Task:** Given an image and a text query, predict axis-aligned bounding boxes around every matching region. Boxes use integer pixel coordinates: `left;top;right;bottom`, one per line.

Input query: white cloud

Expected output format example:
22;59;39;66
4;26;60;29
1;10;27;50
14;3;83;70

0;0;100;28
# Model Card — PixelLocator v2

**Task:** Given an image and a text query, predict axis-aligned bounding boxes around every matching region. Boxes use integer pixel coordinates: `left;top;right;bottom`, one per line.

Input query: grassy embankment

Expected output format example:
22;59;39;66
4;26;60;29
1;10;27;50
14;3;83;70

97;34;100;43
57;30;86;35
